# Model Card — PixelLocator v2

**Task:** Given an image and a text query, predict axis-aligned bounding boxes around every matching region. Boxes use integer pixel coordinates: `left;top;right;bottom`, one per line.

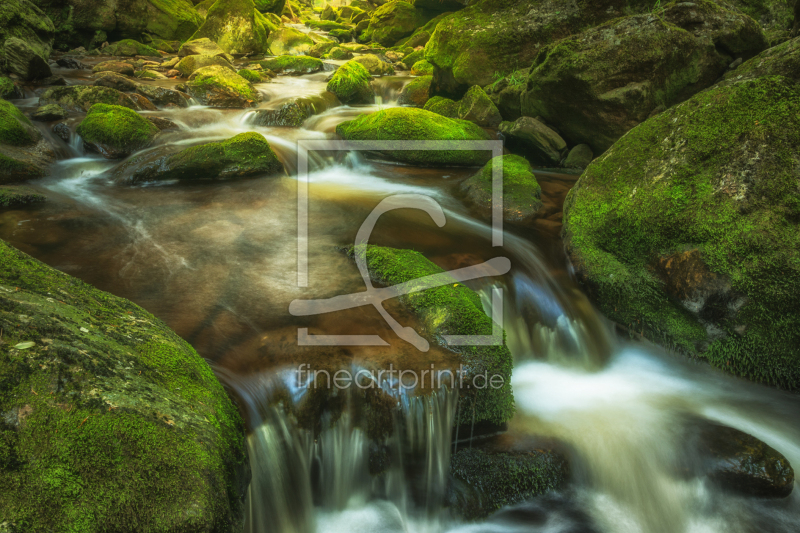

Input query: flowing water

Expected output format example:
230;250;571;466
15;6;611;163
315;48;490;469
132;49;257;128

4;67;800;533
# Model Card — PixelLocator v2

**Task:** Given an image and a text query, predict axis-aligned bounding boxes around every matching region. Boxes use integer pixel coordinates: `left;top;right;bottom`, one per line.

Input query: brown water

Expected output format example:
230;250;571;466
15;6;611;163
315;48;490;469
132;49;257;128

5;65;800;533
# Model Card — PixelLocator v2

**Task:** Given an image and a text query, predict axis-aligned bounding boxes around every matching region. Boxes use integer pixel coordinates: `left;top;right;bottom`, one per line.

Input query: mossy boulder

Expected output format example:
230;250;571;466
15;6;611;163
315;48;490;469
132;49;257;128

352;53;394;76
136;69;167;80
326;60;373;104
424;0;656;95
266;26;314;55
0;100;52;183
308;41;338;58
562;75;800;390
119;132;284;183
187;65;261;108
410;59;433;76
91;61;135;76
0;0;54;64
397;75;432;106
93;71;139;92
325;46;353;60
563;144;593;170
178;37;226;58
456;85;501;128
721;34;800;85
175;54;234;76
328;28;353;42
484;68;528;122
248;92;339;127
348;245;514;425
0;99;40;147
306;19;351;32
366;1;431;47
236;68;264;82
520;0;767;154
136;85;189;108
254;0;286;14
402;48;425;68
30;104;67;122
259;55;323;75
105;39;160;57
3;37;52;81
336;107;492;167
460;155;542;223
190;0;273;54
423;95;458;117
499;117;566;166
39;86;144;112
0;77;23;100
729;0;795;45
0;239;248;532
76;103;158;158
0;185;46;207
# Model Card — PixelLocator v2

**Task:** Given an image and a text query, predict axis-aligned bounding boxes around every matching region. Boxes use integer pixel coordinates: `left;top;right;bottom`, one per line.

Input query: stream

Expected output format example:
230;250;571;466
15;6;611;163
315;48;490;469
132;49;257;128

3;66;799;533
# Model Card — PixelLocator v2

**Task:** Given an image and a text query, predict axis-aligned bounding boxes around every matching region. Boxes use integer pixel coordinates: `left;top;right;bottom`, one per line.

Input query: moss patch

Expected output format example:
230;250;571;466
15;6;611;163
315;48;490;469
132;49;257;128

76;104;158;158
259;55;323;74
105;39;160;57
326;60;373;104
460;154;542;223
187;65;261;108
0;99;38;147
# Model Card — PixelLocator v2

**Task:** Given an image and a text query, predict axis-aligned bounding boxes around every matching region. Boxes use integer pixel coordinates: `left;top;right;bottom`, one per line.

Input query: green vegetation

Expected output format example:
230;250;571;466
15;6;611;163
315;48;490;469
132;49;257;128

189;0;273;54
187;65;261;108
176;54;234;76
410;59;433;76
40;86;140;112
76;104;158;157
423;95;458;118
259;55;323;74
326;60;373;104
0;99;38;147
105;39;160;57
0;185;46;207
563;76;800;390
460;155;542;223
237;68;264;83
398;75;433;106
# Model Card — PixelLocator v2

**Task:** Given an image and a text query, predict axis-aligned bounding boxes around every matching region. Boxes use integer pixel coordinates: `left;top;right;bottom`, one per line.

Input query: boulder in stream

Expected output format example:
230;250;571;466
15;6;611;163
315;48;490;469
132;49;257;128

178;37;228;58
397;75;432;106
105;39;160;57
40;85;146;112
91;61;135;76
562;75;800;389
422;87;501;128
0;77;23;100
499;117;567;166
266;26;315;56
259;55;323;75
336;107;492;167
186;65;261;108
351;54;395;76
365;0;431;47
0;99;54;182
326;60;374;105
30;104;67;122
135;85;190;108
0;184;46;207
76;103;159;158
460;155;543;224
0;239;249;531
175;53;234;77
3;37;52;81
248;92;339;127
189;0;274;55
92;71;139;92
410;60;433;77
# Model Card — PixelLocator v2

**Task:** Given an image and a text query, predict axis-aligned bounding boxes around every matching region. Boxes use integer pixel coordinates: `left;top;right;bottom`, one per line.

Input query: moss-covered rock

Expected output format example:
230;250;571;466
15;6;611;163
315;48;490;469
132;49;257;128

178;37;226;58
148;38;179;53
325;46;353;60
266;26;314;55
562;75;800;390
352;53;394;75
39;86;144;112
0;0;54;64
520;0;768;154
119;132;284;183
306;19;351;32
175;53;234;76
308;40;338;58
456;85;501;128
190;0;273;54
0;77;23;100
326;60;373;104
366;0;431;47
424;0;658;96
236;68;263;82
0;184;46;207
336;107;492;166
136;69;167;80
248;92;339;127
0;100;52;183
423;95;458;117
0;99;40;147
105;39;160;57
136;85;189;108
187;65;261;108
729;0;795;45
328;28;353;42
0;239;248;532
460;154;542;223
93;71;139;92
563;144;593;170
348;245;514;425
30;103;67;122
259;55;323;74
91;61;135;76
484;68;528;122
254;0;286;14
402;48;425;68
76;103;158;158
3;37;52;81
410;59;433;76
721;34;800;85
499;117;566;166
397;75;432;106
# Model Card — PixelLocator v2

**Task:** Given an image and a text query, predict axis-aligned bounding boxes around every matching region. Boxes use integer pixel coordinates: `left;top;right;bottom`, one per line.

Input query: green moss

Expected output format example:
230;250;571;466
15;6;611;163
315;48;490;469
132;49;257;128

0;77;21;100
0;99;36;147
328;28;353;42
145;0;204;42
461;155;542;222
366;0;430;47
411;59;434;76
398;75;432;106
190;0;272;54
187;65;261;107
39;86;139;112
325;46;353;60
423;95;458;118
259;55;323;74
237;68;263;82
349;245;514;425
175;54;233;77
563;75;800;390
326;60;373;104
0;239;247;532
305;19;351;32
403;49;425;68
128;132;284;183
105;39;160;57
0;185;46;207
336;107;492;166
266;26;314;55
76;104;158;155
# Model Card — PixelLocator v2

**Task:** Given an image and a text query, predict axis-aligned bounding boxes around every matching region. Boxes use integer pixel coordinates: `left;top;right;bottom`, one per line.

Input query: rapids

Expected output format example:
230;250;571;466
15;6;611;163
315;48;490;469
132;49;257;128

3;71;799;533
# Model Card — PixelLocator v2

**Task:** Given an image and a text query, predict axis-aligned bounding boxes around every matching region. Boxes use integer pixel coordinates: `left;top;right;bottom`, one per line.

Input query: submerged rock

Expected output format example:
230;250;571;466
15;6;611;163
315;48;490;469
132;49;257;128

460;155;543;223
260;55;323;75
189;0;273;54
562;75;800;389
0;239;248;531
397;75;432;106
0;184;46;207
336;107;492;167
499;117;566;165
326;60;373;104
520;0;767;153
76;103;159;158
187;65;261;108
119;132;284;183
40;86;145;112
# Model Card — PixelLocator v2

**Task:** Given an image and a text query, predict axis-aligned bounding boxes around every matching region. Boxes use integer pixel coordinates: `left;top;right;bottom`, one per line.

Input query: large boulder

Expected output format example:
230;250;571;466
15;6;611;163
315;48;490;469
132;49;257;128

254;0;286;14
351;53;394;76
721;34;800;85
259;55;323;75
247;93;339;127
397;75;432;106
456;85;501;127
335;107;492;167
365;0;431;47
92;60;135;76
266;26;314;55
76;103;158;158
499;117;566;165
562;75;800;390
0;0;54;62
3;37;52;81
424;0;657;96
175;53;234;76
0;99;53;182
0;239;248;531
326;60;373;104
460;154;543;223
177;37;227;57
116;132;283;183
186;65;261;108
189;0;274;54
136;85;189;108
520;0;768;154
40;85;145;112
